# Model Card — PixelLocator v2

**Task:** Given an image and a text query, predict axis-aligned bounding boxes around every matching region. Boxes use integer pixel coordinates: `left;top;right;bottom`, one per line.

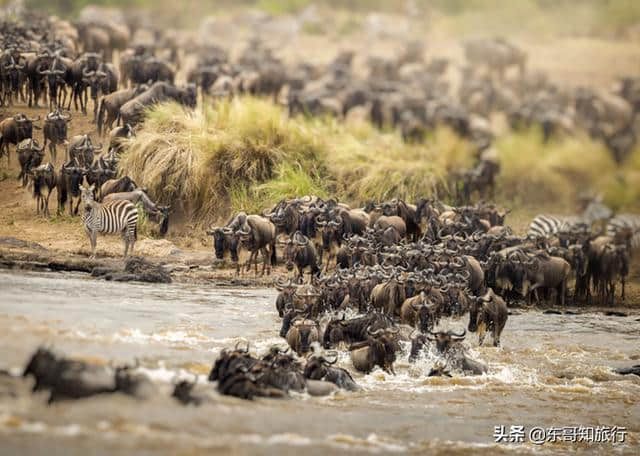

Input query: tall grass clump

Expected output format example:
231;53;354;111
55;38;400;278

119;97;474;224
495;127;639;209
119;98;326;223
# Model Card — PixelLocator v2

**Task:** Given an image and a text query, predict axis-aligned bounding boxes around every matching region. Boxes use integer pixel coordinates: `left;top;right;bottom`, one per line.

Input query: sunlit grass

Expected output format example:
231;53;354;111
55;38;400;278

120;97;638;225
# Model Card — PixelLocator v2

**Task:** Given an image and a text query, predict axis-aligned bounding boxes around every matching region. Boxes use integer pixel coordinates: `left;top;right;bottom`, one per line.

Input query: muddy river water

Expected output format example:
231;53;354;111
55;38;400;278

0;270;638;455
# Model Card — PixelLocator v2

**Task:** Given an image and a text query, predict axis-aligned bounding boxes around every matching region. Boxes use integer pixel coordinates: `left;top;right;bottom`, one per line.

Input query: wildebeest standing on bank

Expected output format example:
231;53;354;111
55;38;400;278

17;138;44;187
0;114;40;165
57;159;86;216
232;215;277;276
43;109;71;163
30;163;57;217
80;184;138;258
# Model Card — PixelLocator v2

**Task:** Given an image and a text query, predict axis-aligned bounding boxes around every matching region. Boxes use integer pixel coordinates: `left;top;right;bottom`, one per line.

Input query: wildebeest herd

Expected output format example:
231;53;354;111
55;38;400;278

1;7;639;404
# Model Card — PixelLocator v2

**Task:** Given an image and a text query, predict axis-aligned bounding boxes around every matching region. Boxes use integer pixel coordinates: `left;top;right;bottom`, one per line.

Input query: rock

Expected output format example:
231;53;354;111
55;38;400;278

604;311;627;317
614;365;640;376
92;257;172;284
0;237;47;251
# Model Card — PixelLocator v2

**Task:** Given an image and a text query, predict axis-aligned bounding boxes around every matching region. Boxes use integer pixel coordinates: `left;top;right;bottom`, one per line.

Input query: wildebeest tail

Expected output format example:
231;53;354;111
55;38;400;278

97;98;105;135
270;240;277;266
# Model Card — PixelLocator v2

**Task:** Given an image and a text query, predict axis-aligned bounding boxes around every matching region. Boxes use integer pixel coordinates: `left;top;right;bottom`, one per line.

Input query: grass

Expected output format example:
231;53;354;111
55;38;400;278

119;98;475;225
119;97;638;227
495;127;640;211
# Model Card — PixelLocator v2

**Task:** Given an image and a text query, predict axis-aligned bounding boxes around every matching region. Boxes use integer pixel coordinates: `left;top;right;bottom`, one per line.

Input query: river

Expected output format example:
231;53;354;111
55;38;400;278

0;270;638;455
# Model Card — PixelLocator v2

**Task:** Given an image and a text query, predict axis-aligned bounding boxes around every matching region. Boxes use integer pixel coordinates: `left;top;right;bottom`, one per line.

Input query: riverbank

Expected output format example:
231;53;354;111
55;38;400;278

1;235;639;309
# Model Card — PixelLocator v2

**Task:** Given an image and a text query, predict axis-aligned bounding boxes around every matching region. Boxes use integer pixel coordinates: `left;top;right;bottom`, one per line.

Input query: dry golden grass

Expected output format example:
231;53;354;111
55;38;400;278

119;98;638;225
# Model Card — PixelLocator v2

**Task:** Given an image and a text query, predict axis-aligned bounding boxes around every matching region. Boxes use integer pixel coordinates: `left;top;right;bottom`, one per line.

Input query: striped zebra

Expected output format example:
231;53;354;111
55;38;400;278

606;213;640;252
527;201;613;238
527;215;586;238
80;184;138;258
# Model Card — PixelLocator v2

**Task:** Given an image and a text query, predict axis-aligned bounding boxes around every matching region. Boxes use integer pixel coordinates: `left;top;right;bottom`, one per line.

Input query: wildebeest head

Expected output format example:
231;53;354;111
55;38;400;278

23;346;57;390
206;226;233;260
318;216;342;251
282;231;310;271
208;341;253;382
322;313;347;349
365;326;400;374
303;353;338;380
426;328;466;353
279;306;305;338
83;69;107;99
412;292;437;332
172;373;200;405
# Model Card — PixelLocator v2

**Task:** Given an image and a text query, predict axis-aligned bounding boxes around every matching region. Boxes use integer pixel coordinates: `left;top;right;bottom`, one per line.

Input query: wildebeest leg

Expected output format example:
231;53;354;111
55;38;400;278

621;277;625;301
44;189;52;217
73;196;82;216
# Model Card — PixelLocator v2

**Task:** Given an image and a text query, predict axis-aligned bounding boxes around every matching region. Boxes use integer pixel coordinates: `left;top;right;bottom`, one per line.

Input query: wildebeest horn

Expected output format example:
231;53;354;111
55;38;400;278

450;328;466;339
238;224;251;235
222;227;233;234
235;340;249;353
367;326;383;336
385;326;400;335
83;68;94;77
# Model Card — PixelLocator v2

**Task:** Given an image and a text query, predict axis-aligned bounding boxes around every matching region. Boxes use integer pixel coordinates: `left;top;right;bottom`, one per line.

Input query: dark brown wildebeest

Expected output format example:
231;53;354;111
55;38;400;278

30;163;57;217
280;231;321;280
100;175;138;198
349;327;400;375
468;288;508;347
0;114;40;165
67;134;102;168
43;109;71;163
17;138;45;187
97;86;146;135
57;159;86;216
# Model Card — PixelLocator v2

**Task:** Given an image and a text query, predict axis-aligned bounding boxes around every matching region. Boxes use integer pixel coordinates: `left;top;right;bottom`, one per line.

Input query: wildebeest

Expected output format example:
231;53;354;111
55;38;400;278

400;291;439;332
68;134;102;167
57;159;86;215
322;312;394;349
230;215;277;276
523;254;571;306
43;108;71;163
283;312;320;355
29;163;56;217
17;138;45;187
22;346;116;403
0;113;40;165
119;81;196;126
281;231;321;280
97;86;146;135
468;288;508;347
100;175;138;198
370;273;406;317
349;326;400;375
303;354;359;391
103;189;170;236
425;329;488;376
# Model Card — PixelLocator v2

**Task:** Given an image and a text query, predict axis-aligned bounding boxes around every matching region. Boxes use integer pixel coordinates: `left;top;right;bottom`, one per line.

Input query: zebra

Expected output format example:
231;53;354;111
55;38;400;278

80;184;138;258
527;200;613;239
527;215;586;239
606;213;640;253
